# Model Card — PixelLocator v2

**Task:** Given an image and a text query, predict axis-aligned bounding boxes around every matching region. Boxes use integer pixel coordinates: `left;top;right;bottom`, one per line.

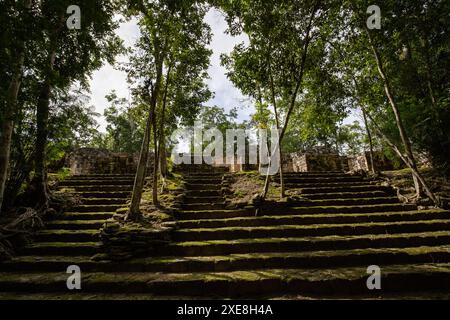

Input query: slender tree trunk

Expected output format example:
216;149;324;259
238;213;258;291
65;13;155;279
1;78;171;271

30;46;57;207
362;108;376;174
127;102;154;220
152;106;159;206
365;28;424;197
0;0;31;213
269;73;284;198
128;62;163;219
158;66;171;188
362;106;439;205
260;2;318;201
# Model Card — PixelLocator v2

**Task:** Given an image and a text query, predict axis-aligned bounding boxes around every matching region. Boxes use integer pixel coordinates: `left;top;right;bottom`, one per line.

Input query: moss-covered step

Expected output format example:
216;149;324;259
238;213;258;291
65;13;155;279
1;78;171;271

71;191;131;199
183;178;223;184
287;196;400;207
185;183;222;191
178;210;450;229
0;263;449;297
183;196;224;204
274;176;372;183
166;231;450;256
173;220;450;242
185;190;222;197
35;230;100;242
81;198;128;205
3;246;450;274
60;212;114;221
181;203;227;211
285;181;376;188
176;208;254;220
177;204;416;220
274;172;347;177
298;185;394;194
301;191;390;200
69;185;133;192
59;180;134;186
66;204;122;213
274;203;418;215
68;174;135;179
46;220;105;230
21;242;101;256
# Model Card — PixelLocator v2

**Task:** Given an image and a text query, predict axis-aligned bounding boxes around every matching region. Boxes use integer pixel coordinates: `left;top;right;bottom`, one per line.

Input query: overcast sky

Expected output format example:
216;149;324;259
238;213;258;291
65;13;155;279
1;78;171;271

89;8;251;132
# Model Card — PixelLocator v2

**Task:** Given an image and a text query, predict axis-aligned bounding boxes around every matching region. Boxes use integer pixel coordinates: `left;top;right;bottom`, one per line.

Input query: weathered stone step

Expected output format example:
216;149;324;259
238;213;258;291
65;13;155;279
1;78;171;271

181;203;226;211
285;181;376;188
81;198;128;205
21;242;101;256
35;230;100;242
66;205;122;213
69;174;135;179
301;191;389;200
59;180;133;186
166;231;450;256
173;220;450;242
287;197;400;207
274;176;370;183
69;185;133;192
46;220;105;230
71;191;131;199
177;210;450;229
0;263;449;297
298;185;394;194
176;208;254;220
185;183;221;191
61;212;114;221
178;204;416;220
185;190;222;197
183;196;224;204
183;178;223;184
3;246;450;274
274;172;345;177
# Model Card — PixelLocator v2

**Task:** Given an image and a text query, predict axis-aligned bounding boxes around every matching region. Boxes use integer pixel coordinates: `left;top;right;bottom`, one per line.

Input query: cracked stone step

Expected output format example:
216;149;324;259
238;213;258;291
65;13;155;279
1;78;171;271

173;220;450;242
178;204;417;220
183;196;224;204
3;246;450;273
60;212;114;221
177;210;450;229
286;197;400;207
185;184;222;191
300;191;390;200
0;263;449;297
297;185;394;194
35;230;100;242
21;242;101;256
166;231;450;256
59;180;134;186
46;220;105;230
181;203;227;211
66;205;122;213
81;198;128;205
68;185;133;192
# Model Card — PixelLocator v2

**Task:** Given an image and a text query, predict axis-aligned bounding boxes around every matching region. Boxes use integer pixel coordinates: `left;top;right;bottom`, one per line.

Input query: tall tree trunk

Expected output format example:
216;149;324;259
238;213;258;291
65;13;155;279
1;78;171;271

362;107;439;205
0;0;31;213
365;28;424;197
158;65;171;189
127;101;154;220
269;73;284;198
30;46;57;207
128;61;163;219
362;108;376;174
260;1;318;201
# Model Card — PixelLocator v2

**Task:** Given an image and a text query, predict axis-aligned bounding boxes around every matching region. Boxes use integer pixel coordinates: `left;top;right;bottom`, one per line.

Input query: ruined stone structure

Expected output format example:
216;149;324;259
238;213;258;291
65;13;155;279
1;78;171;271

66;148;154;176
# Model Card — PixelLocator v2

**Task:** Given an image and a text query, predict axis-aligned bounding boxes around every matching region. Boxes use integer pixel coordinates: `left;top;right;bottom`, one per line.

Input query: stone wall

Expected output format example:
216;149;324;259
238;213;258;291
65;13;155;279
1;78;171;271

347;151;404;172
288;152;348;172
66;148;154;175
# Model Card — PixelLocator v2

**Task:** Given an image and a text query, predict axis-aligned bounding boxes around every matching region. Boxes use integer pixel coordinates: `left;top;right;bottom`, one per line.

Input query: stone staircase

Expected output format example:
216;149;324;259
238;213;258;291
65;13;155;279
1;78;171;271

1;170;450;299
